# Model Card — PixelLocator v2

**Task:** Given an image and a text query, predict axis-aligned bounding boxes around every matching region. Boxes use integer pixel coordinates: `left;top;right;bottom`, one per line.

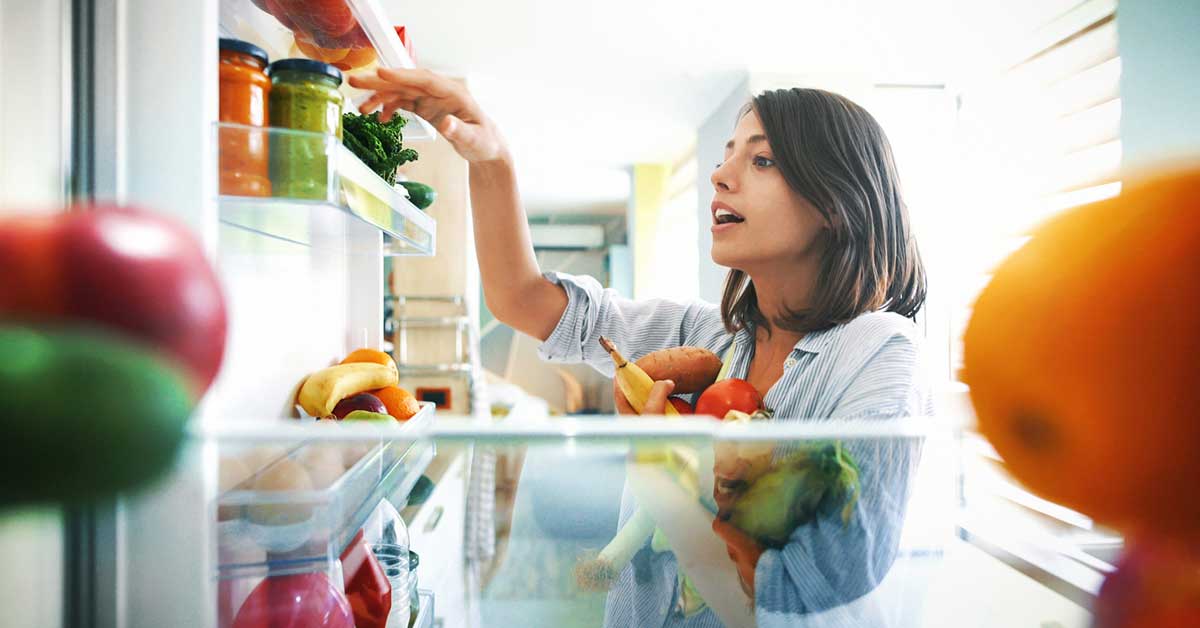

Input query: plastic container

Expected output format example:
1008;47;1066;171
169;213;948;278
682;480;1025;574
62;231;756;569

365;499;412;627
231;570;353;628
218;38;271;196
406;551;420;628
372;543;411;628
267;58;344;199
215;406;435;625
220;0;437;140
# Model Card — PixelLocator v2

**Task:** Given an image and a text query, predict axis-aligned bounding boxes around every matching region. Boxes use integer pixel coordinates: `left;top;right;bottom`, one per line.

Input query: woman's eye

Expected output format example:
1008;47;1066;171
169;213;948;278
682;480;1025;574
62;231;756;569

753;156;775;168
714;162;724;170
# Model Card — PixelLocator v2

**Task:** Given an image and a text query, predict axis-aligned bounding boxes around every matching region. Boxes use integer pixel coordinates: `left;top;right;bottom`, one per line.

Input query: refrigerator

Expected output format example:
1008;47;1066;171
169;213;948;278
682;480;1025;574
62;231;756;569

0;1;1114;627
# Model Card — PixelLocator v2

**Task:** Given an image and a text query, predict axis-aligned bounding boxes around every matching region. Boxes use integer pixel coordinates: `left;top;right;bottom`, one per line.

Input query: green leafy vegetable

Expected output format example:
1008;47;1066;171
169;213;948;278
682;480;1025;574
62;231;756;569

342;111;419;185
726;441;862;548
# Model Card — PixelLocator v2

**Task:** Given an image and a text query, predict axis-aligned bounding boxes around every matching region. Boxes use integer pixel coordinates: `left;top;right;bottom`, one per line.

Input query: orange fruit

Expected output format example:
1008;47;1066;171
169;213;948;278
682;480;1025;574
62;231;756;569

294;39;349;65
372;386;420;421
962;167;1200;542
340;348;396;370
334;47;377;71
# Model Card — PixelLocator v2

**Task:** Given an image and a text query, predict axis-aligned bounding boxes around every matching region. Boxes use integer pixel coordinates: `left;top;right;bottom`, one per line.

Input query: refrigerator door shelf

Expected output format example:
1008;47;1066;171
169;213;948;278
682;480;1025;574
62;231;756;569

217;122;436;256
219;0;438;141
414;590;435;628
215;402;436;578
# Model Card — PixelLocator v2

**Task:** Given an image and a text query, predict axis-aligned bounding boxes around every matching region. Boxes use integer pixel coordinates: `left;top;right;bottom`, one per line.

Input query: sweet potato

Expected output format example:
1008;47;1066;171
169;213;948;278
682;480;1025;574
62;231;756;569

634;346;723;394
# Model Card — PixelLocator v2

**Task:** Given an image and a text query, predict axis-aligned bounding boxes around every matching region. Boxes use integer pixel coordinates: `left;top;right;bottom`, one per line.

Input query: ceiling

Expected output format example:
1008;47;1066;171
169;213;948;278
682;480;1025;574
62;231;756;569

383;0;1063;214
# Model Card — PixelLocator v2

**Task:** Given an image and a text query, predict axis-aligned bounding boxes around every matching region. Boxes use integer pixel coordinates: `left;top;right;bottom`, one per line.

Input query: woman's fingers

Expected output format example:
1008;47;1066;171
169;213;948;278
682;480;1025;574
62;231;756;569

347;68;448;96
613;380;637;415
643;380;676;414
376;67;457;98
347;66;506;162
359;93;410;115
347;75;428;98
612;379;675;415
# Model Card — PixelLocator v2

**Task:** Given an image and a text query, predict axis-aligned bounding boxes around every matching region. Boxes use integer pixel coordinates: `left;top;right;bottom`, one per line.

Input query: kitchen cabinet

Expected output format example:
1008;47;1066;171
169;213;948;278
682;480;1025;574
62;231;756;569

404;449;470;628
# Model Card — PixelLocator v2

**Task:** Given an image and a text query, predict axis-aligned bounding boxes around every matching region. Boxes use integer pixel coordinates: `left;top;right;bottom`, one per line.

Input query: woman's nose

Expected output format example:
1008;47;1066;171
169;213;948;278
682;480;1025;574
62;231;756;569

711;161;735;192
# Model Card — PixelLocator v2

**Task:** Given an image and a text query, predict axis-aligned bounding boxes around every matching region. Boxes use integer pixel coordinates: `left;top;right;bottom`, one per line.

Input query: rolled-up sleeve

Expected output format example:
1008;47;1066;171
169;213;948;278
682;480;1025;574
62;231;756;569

537;271;709;376
754;333;929;622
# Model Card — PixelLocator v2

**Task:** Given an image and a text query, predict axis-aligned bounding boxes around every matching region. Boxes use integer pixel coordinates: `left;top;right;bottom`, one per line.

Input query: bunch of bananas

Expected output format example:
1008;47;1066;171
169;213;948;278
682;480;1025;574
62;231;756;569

296;351;399;418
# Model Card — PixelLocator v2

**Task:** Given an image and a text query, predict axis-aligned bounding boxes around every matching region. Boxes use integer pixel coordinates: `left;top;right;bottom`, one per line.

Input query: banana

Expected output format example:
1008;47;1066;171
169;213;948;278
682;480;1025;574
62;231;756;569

599;336;680;416
298;362;398;417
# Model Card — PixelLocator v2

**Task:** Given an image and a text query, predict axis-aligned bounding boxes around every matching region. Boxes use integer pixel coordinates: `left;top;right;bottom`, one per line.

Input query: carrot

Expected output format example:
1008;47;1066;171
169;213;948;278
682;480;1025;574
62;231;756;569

634;346;722;394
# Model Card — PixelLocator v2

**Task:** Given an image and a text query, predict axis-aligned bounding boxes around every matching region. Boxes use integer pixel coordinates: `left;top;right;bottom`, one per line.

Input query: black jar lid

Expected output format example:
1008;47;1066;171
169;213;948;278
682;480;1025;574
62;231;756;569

409;550;420;571
219;38;269;66
267;58;343;85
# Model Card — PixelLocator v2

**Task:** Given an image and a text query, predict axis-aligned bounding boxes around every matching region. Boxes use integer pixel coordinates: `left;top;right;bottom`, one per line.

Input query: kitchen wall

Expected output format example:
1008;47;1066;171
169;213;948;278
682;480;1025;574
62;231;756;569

479;215;628;414
1118;0;1200;168
695;75;750;302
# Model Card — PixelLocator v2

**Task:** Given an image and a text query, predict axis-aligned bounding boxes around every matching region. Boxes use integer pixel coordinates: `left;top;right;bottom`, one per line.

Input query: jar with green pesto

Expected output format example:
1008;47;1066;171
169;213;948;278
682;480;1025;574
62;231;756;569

266;59;344;200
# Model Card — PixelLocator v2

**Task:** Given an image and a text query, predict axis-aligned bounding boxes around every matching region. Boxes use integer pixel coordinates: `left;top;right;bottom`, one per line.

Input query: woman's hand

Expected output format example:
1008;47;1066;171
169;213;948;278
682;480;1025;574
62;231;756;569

712;518;764;597
348;68;508;163
614;379;675;415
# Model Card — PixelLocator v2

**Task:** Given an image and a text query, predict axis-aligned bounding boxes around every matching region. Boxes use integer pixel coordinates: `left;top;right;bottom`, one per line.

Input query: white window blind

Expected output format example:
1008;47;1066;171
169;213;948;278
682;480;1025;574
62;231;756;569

949;0;1121;379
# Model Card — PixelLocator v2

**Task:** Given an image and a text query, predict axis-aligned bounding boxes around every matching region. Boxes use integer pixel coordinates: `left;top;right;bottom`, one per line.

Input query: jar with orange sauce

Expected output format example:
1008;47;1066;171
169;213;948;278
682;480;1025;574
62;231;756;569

218;38;271;197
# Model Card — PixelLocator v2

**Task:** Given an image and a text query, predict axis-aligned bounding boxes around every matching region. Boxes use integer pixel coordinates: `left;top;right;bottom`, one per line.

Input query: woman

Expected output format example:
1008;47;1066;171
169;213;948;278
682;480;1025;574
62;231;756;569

352;69;932;626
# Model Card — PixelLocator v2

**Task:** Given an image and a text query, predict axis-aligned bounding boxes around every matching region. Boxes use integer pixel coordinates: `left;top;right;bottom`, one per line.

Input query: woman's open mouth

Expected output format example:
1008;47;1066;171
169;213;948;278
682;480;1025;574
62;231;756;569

711;202;745;234
713;208;745;225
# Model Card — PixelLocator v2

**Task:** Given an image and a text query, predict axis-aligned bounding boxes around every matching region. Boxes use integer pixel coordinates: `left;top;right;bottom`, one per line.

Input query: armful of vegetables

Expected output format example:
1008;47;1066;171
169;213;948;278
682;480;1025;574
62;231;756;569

720;440;862;549
342;111;419;185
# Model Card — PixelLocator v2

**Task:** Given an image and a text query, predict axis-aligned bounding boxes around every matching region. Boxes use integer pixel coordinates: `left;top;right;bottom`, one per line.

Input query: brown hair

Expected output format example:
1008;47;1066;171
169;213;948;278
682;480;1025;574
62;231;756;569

721;88;926;335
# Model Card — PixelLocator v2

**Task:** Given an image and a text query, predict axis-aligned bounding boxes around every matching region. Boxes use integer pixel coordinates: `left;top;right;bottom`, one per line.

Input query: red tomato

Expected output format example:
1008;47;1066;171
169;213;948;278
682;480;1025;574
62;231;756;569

275;0;357;39
668;397;693;414
694;379;761;419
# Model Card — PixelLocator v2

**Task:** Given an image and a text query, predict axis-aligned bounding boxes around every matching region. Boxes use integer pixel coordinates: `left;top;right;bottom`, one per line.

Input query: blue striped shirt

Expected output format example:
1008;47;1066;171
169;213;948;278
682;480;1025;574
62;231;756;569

537;271;933;627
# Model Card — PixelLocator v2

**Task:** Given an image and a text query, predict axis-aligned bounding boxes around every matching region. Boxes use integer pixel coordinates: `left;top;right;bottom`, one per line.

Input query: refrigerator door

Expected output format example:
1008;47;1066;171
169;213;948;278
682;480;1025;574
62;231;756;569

70;0;425;625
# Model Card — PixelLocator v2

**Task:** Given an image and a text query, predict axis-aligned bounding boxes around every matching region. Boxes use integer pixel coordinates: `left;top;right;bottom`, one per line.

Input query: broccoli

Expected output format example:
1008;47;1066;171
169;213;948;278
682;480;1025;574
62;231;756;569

342;111;419;185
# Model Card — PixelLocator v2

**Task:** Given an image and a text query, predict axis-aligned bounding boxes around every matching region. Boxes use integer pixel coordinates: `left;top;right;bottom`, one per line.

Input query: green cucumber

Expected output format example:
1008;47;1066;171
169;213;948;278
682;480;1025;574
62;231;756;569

397;181;437;210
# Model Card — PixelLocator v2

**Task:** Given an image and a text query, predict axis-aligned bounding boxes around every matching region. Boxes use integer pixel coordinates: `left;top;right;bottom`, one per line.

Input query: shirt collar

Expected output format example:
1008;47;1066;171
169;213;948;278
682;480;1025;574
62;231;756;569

794;325;837;354
733;324;836;355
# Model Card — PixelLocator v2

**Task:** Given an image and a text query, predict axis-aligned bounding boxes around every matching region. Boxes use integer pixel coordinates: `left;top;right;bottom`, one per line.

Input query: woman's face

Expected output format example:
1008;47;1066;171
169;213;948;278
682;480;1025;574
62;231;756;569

710;110;828;273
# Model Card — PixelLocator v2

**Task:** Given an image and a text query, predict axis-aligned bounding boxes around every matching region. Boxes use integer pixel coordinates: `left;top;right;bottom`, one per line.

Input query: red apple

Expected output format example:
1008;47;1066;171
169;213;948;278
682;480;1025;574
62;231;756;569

0;214;66;315
61;207;227;394
0;206;228;396
332;393;386;419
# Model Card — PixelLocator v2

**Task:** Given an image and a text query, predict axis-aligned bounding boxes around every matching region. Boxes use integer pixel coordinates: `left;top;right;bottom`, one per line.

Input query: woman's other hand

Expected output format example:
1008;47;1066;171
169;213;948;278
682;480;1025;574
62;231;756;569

614;379;675;415
348;68;508;163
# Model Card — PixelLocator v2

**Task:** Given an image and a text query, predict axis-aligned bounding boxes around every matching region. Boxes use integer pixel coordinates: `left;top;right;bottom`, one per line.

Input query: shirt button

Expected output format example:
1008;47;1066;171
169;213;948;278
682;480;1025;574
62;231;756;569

784;357;798;369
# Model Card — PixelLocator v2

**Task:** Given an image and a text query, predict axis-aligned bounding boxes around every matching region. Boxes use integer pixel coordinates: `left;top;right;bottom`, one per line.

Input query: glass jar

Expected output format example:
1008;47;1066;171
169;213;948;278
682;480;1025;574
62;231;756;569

266;59;344;200
218;38;271;197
